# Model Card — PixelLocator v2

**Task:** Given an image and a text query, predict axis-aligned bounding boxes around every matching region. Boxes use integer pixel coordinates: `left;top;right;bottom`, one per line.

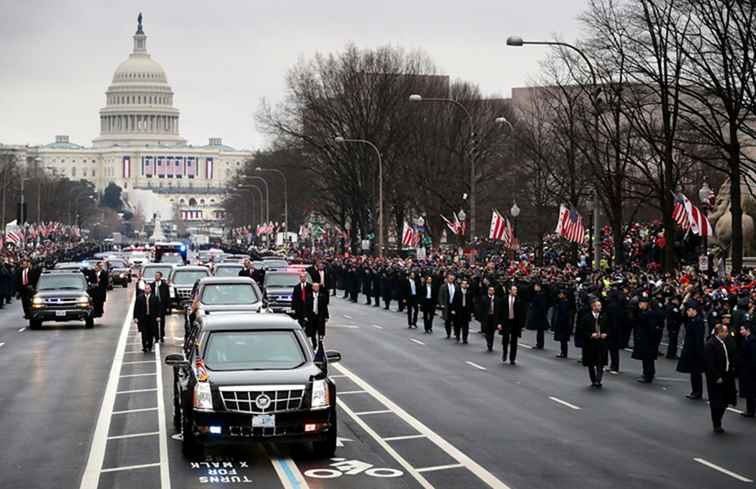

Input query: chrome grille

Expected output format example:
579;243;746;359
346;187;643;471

176;288;193;299
219;385;305;414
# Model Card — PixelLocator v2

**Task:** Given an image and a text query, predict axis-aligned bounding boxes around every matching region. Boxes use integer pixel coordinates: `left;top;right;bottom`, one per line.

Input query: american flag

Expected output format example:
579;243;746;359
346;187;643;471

673;192;713;237
175;157;184;177
441;213;465;236
156;157;165;177
166;157;174;178
401;222;417;247
555;204;586;244
489;209;514;247
6;230;23;246
186;157;196;178
144;157;154;177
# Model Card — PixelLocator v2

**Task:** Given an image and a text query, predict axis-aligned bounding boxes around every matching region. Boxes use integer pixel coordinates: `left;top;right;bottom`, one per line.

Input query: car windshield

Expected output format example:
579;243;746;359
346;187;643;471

109;260;128;268
143;266;173;279
214;266;242;277
262;260;288;270
265;273;303;288
204;331;305;370
201;284;259;305
37;274;86;291
160;253;184;264
173;270;209;285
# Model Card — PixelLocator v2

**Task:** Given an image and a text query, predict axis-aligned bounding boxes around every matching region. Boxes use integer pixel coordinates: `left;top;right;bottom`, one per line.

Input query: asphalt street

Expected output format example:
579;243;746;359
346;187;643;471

2;284;755;489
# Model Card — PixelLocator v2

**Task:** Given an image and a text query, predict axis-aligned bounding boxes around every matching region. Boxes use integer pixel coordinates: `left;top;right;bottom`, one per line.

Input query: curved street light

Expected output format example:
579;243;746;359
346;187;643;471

334;135;384;256
256;166;288;236
237;184;266;225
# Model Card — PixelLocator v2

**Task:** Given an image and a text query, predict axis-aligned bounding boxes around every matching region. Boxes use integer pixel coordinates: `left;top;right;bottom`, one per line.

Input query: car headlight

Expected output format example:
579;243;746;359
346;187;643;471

32;296;44;307
193;382;213;411
78;295;90;307
169;287;176;298
311;379;330;409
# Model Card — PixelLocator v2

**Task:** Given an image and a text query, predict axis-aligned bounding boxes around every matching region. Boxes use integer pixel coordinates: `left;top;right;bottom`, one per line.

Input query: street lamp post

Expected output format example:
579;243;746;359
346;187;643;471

507;35;603;271
256;167;288;239
409;94;478;240
246;176;269;223
238;184;264;227
699;181;714;277
335;136;384;256
510;201;520;248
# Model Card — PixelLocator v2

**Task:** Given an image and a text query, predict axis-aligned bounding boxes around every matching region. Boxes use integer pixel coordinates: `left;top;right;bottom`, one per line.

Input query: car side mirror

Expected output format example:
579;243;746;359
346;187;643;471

326;350;342;364
165;353;189;368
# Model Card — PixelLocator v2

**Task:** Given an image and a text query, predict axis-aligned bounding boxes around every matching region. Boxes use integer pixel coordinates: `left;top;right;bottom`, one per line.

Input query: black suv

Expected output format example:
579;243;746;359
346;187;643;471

30;271;95;329
165;313;341;457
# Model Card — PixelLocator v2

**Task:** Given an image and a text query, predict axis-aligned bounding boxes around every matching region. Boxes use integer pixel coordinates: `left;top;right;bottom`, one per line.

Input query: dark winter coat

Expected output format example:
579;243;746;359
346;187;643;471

737;335;756;400
577;311;608;367
525;290;550;331
632;308;659;361
552;298;574;342
677;315;706;374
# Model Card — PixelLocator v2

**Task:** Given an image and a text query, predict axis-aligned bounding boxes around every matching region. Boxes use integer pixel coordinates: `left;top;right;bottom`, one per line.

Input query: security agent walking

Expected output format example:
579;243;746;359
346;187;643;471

498;285;525;365
480;286;502;352
437;274;457;339
632;296;658;383
15;259;39;319
151;271;171;343
577;298;609;388
704;324;738;433
134;284;161;353
402;271;420;328
677;301;706;400
305;282;329;349
736;323;756;418
552;289;574;358
92;261;108;318
451;279;473;344
291;272;312;327
420;276;436;334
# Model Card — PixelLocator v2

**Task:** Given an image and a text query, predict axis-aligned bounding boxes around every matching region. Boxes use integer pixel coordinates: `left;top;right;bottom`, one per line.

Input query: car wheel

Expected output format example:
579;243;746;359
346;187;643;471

29;319;42;330
313;407;337;457
181;400;201;458
85;317;94;329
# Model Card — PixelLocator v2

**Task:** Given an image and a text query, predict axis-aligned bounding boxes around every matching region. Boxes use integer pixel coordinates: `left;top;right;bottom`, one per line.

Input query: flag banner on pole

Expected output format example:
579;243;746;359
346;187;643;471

122;156;131;178
441;214;464;236
555;204;586;244
156;157;165;177
401;221;416;247
186;157;196;178
206;158;214;179
166;156;174;178
143;156;154;177
672;192;712;237
175;157;184;178
488;210;514;247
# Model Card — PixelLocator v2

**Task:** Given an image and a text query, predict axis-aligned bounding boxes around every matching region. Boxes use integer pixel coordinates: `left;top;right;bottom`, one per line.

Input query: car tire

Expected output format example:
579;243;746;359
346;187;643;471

313;407;337;457
181;400;201;458
85;317;94;329
29;319;42;330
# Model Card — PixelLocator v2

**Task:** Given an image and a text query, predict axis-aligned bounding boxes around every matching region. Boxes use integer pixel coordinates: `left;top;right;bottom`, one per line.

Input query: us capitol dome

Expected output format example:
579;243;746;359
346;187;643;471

2;14;253;234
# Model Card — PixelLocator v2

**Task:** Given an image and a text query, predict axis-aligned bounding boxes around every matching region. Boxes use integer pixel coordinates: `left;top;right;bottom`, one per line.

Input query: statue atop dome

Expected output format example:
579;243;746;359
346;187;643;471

136;12;144;34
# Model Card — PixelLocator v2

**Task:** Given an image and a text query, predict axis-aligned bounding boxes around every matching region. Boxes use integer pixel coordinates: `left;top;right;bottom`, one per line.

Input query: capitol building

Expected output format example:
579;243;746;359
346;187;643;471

2;15;252;231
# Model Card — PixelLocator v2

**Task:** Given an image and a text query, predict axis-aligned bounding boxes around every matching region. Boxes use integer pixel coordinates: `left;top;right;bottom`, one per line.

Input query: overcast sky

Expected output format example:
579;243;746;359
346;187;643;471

0;0;588;151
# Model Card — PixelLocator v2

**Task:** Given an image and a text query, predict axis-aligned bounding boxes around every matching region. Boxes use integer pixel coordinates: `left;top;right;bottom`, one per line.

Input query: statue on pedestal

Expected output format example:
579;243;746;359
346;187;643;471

708;178;755;260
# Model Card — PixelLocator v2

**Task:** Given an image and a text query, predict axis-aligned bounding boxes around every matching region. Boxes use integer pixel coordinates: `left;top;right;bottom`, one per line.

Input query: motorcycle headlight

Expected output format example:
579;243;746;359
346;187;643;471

311;379;330;409
193;382;213;411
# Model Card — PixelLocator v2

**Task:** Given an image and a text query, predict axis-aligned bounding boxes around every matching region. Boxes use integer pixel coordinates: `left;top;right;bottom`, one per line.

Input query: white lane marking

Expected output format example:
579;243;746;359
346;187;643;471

465;361;487;371
416;463;465;473
727;407;744;414
655;377;688;382
518;343;533;350
116;388;158;394
17;327;25;333
119;372;156;378
329;374;347;378
100;462;161;473
383;434;428;442
354;409;393;416
0;342;4;348
337;400;434;489
123;350;144;353
122;360;154;365
693;458;753;483
155;343;171;489
343;314;353;319
329;324;359;329
107;431;159;440
371;324;384;329
336;436;353;447
123;351;149;355
624;348;633;353
112;407;158;415
338;390;367;395
548;396;581;411
409;338;425;346
333;363;513;489
79;292;136;489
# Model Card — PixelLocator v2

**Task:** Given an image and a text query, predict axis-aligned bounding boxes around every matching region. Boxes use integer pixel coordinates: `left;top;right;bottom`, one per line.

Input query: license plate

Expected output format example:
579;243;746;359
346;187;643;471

252;414;275;428
55;311;66;317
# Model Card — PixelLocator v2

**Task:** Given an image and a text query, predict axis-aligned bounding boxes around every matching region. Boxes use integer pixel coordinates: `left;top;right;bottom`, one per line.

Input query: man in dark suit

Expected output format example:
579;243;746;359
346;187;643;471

452;279;474;344
305;282;329;349
677;300;706;399
577;298;609;388
92;261;108;318
308;261;331;294
291;272;312;326
239;259;264;285
402;271;420;328
151;271;171;343
437;274;457;339
134;283;161;352
420;275;436;334
480;286;501;352
15;258;39;319
705;323;738;433
498;284;525;365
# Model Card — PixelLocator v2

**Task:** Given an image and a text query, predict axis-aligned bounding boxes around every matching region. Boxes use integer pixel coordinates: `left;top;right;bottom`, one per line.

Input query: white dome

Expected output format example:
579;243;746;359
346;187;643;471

112;54;168;84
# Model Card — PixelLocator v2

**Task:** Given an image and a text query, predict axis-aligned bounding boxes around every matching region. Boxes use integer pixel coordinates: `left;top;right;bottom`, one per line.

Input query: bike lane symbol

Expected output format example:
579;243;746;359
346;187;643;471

304;458;403;479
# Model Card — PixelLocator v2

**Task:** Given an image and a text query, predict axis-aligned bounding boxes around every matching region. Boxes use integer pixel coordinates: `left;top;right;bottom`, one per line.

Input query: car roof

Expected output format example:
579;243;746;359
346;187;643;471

173;266;210;272
198;277;255;286
265;270;299;275
215;262;242;267
201;312;300;331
